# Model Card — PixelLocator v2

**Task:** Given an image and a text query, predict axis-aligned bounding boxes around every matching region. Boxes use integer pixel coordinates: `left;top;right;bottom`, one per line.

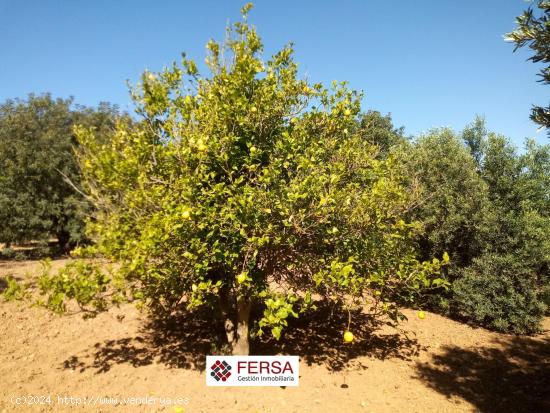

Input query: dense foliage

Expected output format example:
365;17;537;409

396;126;491;269
453;253;546;334
0;94;121;252
72;4;445;354
399;118;550;333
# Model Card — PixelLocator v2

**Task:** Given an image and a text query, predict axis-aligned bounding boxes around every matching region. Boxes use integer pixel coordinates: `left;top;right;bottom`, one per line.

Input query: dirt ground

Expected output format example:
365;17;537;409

1;259;549;413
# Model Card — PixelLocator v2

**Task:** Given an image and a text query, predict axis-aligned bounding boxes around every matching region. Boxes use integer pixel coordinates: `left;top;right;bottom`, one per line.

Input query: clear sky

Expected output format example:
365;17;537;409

0;0;547;146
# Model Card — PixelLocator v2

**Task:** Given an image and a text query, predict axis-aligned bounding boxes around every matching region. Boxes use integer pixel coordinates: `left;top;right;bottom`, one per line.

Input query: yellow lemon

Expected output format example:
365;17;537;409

344;109;351;116
418;311;426;320
236;272;247;284
343;331;354;343
251;106;257;113
182;210;190;219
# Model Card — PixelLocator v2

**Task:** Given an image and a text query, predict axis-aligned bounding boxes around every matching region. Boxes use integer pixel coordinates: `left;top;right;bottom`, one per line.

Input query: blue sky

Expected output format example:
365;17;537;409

0;0;546;146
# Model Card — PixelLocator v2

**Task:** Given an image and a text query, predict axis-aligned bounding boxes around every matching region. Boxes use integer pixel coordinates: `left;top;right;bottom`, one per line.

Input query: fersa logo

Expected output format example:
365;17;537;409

206;356;299;387
210;360;232;382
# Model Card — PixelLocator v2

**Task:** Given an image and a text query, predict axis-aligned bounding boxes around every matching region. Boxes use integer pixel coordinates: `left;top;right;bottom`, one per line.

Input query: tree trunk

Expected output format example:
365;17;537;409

219;285;236;345
218;286;251;355
56;230;71;251
232;297;251;355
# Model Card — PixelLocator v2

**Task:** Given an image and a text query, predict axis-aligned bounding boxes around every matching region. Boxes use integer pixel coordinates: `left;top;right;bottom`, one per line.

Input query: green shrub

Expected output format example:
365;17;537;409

37;260;123;316
1;276;28;301
452;253;546;334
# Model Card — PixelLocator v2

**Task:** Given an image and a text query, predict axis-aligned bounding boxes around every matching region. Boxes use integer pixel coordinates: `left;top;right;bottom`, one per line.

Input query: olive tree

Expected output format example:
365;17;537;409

0;94;121;250
506;0;550;133
73;4;445;355
396;128;492;269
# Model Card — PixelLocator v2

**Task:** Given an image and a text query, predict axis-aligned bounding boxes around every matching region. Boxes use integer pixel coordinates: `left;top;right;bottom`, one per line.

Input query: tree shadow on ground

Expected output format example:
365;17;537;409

63;306;225;373
252;300;423;371
415;336;550;413
63;300;422;374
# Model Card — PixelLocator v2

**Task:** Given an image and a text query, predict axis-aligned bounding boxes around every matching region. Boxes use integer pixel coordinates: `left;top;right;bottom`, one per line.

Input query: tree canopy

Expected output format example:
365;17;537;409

0;93;121;251
71;4;445;355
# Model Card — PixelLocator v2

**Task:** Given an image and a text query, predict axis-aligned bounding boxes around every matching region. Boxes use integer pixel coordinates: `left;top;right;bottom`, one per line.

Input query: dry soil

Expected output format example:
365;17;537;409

1;259;549;413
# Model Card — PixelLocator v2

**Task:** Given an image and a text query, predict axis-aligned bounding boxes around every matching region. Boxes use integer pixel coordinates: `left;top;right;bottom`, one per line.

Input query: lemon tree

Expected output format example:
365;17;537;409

73;4;446;355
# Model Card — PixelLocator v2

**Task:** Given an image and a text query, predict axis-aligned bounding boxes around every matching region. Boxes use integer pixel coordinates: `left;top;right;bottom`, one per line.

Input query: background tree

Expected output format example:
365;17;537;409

399;118;549;333
462;115;487;166
0;94;121;252
396;128;492;269
70;4;445;355
506;0;550;132
357;110;406;156
480;133;549;269
452;132;549;334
